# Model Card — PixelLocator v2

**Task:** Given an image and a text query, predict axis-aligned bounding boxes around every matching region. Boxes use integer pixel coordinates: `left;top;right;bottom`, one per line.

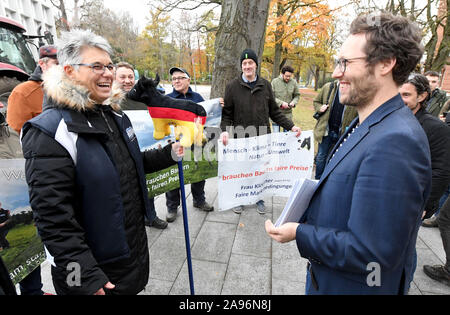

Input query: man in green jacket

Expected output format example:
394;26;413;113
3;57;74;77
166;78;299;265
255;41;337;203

271;65;300;131
425;71;448;117
313;80;358;179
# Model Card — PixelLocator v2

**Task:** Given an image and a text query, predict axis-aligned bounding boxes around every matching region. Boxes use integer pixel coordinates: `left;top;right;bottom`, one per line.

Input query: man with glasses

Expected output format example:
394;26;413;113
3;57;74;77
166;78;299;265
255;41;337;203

266;13;431;295
164;67;214;223
20;29;184;295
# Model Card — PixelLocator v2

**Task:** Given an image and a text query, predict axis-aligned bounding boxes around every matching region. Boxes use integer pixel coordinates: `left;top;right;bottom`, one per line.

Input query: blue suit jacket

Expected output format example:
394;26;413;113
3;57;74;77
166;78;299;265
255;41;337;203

297;94;431;294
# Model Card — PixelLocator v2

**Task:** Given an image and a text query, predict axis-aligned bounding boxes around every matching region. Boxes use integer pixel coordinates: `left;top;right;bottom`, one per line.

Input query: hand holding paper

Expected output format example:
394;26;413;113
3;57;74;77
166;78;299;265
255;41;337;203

265;220;299;243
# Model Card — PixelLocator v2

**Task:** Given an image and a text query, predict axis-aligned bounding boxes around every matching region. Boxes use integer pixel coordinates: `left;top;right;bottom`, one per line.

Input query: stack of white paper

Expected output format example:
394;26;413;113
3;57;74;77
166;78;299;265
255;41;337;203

275;178;318;227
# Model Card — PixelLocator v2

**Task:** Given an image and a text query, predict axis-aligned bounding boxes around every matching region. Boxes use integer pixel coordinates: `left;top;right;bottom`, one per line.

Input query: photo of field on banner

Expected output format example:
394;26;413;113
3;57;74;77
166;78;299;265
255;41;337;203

125;98;222;198
0;159;45;286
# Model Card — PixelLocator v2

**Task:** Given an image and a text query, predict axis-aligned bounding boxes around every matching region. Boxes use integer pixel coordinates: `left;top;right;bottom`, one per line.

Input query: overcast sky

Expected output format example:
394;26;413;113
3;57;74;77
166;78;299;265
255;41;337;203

103;0;152;32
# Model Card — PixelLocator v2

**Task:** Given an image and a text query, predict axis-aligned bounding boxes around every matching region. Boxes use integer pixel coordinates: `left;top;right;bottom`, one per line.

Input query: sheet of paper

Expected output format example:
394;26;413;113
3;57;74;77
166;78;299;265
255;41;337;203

275;178;318;227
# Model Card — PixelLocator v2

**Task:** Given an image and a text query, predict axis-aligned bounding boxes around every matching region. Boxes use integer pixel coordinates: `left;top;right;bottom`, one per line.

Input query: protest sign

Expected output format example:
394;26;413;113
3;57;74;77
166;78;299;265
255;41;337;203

126;98;222;198
217;131;314;211
0;159;45;285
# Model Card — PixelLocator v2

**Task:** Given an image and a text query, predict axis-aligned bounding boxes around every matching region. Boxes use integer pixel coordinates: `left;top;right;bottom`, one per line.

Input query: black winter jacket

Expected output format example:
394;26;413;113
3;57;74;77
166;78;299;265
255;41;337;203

221;74;295;137
415;108;450;218
21;66;176;295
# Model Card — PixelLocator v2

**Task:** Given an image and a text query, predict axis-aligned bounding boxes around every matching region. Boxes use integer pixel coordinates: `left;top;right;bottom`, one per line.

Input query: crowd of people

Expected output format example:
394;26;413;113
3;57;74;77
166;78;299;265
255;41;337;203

0;11;449;295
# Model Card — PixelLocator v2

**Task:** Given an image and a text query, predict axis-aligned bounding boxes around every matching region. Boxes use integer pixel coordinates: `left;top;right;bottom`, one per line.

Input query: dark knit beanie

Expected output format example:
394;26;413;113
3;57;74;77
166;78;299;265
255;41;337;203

240;49;258;66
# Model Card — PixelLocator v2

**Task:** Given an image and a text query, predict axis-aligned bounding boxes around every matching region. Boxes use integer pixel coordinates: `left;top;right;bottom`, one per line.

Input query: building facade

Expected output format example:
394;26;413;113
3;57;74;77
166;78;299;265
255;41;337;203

0;0;56;59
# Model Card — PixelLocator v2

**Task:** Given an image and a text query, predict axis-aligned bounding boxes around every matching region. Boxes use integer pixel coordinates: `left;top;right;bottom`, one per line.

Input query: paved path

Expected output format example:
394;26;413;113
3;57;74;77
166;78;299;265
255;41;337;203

38;177;450;295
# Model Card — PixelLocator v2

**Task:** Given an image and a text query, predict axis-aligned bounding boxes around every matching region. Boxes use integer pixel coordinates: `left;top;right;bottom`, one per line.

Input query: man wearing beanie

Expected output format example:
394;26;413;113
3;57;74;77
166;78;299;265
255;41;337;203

220;48;302;215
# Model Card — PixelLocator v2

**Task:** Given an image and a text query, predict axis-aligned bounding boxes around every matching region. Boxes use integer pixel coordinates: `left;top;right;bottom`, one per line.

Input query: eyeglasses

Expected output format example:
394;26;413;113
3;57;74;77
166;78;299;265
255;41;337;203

334;57;366;74
172;76;189;82
73;63;116;74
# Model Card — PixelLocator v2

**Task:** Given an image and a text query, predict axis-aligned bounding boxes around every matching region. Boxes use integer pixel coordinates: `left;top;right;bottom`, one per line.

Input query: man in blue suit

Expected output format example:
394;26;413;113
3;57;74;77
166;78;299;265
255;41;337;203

266;12;432;294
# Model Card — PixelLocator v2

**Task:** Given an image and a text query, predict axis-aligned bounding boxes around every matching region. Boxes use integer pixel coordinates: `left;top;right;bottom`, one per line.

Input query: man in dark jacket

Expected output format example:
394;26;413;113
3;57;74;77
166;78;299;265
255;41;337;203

220;48;301;214
114;61;168;230
400;74;450;288
266;13;430;295
164;67;214;223
21;30;183;295
399;74;450;220
424;71;448;117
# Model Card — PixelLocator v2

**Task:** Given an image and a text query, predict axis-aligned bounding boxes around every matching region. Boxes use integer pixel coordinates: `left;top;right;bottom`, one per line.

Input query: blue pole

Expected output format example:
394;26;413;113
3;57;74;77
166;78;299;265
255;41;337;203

177;159;195;295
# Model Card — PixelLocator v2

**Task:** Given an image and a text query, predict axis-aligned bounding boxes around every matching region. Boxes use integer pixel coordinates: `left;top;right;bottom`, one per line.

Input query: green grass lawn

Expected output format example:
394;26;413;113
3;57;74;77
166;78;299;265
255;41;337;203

293;88;318;131
293;88;319;154
0;223;45;284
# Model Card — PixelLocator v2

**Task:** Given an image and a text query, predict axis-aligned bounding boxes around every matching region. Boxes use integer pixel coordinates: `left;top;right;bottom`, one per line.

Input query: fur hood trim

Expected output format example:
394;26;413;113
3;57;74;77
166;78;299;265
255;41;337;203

42;65;124;112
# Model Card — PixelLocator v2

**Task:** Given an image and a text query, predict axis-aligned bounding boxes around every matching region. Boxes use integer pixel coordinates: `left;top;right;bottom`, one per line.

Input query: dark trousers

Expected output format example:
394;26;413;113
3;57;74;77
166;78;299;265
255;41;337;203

146;197;156;224
315;130;339;180
435;185;450;217
166;180;206;212
19;266;43;295
438;196;450;269
0;228;9;249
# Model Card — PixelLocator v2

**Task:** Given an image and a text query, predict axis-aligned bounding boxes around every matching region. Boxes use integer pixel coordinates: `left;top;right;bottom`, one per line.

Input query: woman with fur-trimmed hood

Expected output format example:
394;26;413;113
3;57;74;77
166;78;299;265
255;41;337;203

21;30;183;295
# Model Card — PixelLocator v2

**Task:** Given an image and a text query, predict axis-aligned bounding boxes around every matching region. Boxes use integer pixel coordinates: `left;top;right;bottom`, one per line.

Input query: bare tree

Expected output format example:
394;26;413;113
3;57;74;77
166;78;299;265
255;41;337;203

50;0;71;32
78;1;139;62
355;0;449;72
152;0;271;98
152;0;222;12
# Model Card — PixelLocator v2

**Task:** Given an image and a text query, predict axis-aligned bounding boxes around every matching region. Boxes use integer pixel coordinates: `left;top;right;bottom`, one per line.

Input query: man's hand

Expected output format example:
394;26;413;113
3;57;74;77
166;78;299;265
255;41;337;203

291;126;301;137
280;102;290;109
94;282;115;295
219;98;225;108
319;104;329;113
289;102;296;108
265;220;299;243
171;142;185;160
220;131;229;146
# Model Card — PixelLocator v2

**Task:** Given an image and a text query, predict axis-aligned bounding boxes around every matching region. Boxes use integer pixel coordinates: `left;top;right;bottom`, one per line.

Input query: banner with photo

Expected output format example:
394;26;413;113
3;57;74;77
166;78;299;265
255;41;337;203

126;98;222;198
0;159;45;285
217;131;314;211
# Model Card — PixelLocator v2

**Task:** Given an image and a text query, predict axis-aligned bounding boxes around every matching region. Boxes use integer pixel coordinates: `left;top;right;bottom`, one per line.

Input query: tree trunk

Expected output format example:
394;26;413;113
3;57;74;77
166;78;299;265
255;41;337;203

271;0;284;80
431;0;449;71
54;0;71;32
210;0;271;99
314;66;320;91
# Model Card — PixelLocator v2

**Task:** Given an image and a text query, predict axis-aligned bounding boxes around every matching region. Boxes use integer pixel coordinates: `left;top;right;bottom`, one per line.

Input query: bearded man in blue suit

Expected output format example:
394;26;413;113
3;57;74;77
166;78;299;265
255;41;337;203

266;13;431;295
